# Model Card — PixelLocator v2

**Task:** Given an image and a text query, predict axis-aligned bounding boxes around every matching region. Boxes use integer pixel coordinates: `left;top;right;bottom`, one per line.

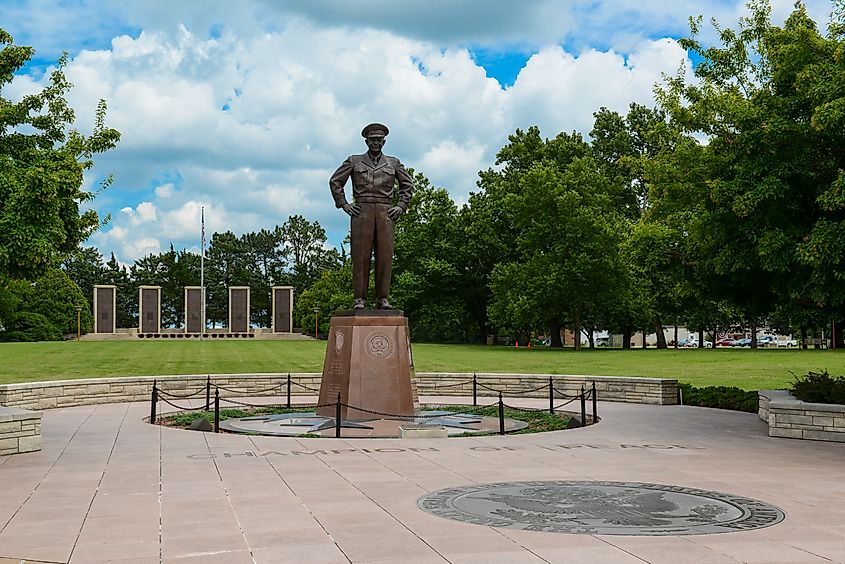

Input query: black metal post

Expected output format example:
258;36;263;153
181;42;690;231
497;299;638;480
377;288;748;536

591;381;597;421
150;381;158;424
580;385;587;426
205;375;211;411
549;376;554;414
498;392;505;435
286;373;291;409
214;388;220;433
335;392;342;438
473;373;477;406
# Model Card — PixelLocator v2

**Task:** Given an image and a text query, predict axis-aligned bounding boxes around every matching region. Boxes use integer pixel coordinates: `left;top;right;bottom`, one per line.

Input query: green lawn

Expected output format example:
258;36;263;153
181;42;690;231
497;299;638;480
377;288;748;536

2;340;843;390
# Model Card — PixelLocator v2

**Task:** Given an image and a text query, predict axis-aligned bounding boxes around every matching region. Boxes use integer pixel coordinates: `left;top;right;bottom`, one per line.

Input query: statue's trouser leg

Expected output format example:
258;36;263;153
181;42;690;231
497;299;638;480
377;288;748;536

351;205;375;302
373;203;394;300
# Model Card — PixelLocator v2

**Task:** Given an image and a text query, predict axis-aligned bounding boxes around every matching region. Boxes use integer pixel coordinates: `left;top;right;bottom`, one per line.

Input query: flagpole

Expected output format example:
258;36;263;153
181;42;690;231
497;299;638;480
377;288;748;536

201;206;205;333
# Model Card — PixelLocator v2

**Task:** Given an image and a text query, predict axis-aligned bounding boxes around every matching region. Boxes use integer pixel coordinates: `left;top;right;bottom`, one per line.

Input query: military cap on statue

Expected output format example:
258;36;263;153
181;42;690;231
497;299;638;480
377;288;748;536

361;122;389;137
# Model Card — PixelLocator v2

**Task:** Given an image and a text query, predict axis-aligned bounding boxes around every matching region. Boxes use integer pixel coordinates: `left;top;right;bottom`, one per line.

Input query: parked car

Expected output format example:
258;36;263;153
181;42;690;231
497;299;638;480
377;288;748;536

757;335;778;346
732;338;752;347
776;339;798;347
595;337;610;347
716;338;736;347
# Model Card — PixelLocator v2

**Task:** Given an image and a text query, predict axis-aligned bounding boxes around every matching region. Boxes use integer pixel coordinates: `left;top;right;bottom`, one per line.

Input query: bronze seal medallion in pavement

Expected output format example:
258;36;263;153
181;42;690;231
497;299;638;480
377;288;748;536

417;480;785;535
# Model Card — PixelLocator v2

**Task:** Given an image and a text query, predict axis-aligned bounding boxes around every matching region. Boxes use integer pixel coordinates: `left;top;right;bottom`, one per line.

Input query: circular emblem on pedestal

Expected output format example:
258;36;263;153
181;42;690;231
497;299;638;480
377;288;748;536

365;331;393;360
418;481;785;536
335;331;345;353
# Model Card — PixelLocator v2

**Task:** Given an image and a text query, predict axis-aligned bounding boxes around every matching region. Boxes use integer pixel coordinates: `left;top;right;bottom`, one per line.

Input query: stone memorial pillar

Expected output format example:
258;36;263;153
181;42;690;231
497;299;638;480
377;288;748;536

229;286;250;333
184;286;204;333
93;285;116;334
271;286;294;333
139;286;161;333
317;310;418;420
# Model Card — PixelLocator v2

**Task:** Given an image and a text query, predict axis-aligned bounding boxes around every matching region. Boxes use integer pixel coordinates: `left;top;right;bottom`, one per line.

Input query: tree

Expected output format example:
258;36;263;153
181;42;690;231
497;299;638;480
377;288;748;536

392;171;478;341
0;29;119;283
656;1;845;345
62;246;105;310
280;215;340;292
103;252;134;328
2;268;92;338
482;128;629;348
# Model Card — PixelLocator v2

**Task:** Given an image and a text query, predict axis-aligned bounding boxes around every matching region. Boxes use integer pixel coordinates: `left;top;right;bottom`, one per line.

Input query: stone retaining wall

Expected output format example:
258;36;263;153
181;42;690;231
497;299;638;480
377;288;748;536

759;390;845;442
0;373;678;411
0;406;41;455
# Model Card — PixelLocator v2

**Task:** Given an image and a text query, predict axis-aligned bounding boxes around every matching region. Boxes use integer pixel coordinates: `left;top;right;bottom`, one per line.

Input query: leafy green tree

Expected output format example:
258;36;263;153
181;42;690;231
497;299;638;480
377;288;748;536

0;29;119;283
296;264;354;337
62;246;105;310
5;268;92;336
392;171;477;342
656;1;845;345
103;252;134;328
483;128;629;348
280;215;341;293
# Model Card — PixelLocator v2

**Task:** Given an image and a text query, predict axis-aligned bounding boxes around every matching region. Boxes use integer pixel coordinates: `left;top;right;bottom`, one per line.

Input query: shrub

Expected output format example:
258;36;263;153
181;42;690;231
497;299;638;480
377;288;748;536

679;383;758;413
0;312;64;342
789;371;845;405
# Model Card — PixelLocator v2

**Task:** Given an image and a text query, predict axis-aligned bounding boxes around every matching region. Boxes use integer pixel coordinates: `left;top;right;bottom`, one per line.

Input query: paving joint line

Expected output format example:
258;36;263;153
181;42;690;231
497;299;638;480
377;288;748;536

205;434;256;564
66;404;131;563
301;438;454;564
0;408;98;535
252;436;352;564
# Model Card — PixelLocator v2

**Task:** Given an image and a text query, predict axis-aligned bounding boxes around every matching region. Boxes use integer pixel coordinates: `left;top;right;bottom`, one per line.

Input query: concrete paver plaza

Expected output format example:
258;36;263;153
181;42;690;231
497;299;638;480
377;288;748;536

1;396;844;563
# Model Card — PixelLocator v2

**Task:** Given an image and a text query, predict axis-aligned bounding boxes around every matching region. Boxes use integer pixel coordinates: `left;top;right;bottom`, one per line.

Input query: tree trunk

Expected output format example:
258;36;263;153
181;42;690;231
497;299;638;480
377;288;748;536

642;328;647;349
654;318;667;349
834;319;845;349
478;321;488;345
587;328;595;349
549;320;563;348
698;328;704;348
800;325;808;349
673;322;678;349
750;319;758;349
712;325;717;351
622;325;632;350
574;311;582;351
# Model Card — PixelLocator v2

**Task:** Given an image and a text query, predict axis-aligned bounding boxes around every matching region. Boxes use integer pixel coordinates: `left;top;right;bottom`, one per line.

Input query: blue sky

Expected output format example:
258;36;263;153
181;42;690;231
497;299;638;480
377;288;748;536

3;0;836;265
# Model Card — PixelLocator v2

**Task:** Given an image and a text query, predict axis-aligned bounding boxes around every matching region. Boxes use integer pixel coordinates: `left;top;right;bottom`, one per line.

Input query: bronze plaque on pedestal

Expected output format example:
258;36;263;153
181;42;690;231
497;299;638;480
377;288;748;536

317;311;418;419
94;285;115;333
229;287;250;333
185;287;203;333
272;286;293;333
139;286;160;333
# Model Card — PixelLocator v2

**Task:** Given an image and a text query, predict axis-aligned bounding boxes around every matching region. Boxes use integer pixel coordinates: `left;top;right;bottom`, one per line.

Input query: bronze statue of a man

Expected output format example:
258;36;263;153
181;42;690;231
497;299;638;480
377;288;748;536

330;123;413;309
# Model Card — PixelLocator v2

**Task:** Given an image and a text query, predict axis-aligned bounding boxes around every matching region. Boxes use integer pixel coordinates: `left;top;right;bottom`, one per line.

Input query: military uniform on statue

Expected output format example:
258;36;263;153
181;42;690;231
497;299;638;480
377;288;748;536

317;123;418;420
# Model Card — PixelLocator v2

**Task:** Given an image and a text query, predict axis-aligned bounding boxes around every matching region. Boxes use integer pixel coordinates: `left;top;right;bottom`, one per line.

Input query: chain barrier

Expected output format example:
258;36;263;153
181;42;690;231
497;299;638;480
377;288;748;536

214;383;283;395
289;380;322;393
552;387;587;399
476;381;551;395
156;388;206;399
158;396;208;412
503;396;580;412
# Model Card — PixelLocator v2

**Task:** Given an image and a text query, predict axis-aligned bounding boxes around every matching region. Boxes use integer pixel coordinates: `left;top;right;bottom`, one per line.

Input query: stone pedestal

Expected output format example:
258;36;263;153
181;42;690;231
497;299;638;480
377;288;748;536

317;310;418;420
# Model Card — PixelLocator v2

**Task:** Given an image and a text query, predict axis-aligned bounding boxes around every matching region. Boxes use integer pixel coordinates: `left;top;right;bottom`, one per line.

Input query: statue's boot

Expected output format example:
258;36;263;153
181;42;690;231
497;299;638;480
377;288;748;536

353;298;366;309
376;298;393;310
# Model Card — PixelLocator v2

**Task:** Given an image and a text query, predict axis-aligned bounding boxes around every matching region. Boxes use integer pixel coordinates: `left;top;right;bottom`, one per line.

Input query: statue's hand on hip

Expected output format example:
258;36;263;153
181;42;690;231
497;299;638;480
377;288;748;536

342;203;362;217
387;206;404;221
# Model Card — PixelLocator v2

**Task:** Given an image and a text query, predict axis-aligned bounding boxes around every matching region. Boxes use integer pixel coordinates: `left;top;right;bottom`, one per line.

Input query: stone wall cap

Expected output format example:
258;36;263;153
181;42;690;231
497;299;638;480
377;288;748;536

0;405;41;421
761;389;845;413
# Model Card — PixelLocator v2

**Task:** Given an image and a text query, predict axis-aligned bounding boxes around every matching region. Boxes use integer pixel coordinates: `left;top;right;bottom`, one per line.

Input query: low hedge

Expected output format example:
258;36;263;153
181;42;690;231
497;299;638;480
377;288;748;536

789;370;845;405
679;383;758;413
